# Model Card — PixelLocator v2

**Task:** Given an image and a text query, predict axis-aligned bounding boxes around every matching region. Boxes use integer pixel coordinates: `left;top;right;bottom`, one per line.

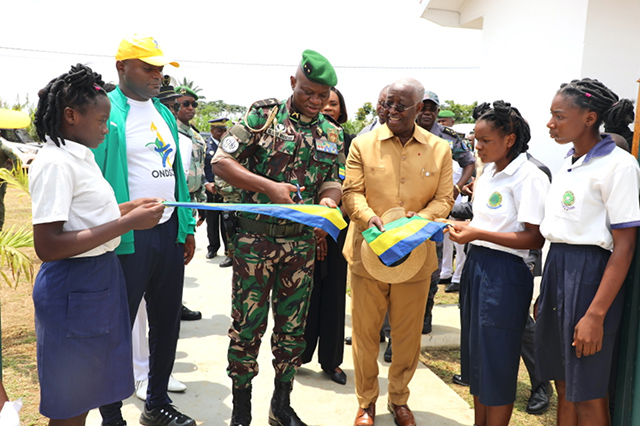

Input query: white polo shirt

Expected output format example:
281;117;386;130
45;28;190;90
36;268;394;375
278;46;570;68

469;152;550;258
540;137;640;250
29;138;121;258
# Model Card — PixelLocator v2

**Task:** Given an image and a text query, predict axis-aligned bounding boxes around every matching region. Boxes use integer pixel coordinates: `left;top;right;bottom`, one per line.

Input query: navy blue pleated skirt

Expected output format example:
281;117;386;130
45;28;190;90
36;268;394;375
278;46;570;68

460;245;533;406
33;251;134;419
534;243;622;402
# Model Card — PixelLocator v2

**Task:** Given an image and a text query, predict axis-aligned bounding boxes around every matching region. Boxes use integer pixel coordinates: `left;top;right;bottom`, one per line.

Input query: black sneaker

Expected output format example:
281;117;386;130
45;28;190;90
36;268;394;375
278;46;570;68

140;404;195;426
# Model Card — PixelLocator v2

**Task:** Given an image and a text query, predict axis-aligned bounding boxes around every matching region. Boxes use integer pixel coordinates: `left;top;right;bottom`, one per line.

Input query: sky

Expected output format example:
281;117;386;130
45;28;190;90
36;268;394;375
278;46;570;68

0;0;483;118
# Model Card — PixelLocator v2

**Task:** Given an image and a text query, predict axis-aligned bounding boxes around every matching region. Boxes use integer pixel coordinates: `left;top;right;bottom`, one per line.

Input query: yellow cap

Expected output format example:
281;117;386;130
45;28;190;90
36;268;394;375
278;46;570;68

115;35;179;68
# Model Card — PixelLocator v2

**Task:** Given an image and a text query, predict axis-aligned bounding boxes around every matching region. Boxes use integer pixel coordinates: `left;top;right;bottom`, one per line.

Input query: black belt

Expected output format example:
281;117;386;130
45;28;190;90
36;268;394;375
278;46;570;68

236;216;306;237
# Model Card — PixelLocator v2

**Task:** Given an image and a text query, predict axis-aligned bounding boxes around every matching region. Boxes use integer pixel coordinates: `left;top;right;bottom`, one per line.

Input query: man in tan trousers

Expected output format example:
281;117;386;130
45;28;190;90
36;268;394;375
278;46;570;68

342;77;453;426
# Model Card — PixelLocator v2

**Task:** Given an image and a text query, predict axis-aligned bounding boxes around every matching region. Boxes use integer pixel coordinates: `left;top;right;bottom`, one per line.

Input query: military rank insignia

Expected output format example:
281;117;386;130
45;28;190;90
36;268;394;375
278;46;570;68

221;136;239;153
266;123;295;141
316;139;338;155
327;129;338;143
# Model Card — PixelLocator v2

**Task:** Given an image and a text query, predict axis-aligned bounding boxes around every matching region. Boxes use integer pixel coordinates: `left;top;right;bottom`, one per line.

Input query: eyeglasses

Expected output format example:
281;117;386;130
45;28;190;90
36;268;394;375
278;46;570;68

383;101;419;113
181;100;198;108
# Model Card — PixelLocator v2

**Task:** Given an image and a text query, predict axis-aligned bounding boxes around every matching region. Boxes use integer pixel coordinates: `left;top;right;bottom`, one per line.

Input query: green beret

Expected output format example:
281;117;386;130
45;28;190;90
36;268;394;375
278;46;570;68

300;49;337;87
174;86;198;100
438;110;455;118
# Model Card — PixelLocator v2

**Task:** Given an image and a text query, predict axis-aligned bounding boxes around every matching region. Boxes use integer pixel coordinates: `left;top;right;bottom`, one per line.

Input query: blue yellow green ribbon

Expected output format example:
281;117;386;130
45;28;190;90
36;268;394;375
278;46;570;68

163;202;347;241
362;216;448;266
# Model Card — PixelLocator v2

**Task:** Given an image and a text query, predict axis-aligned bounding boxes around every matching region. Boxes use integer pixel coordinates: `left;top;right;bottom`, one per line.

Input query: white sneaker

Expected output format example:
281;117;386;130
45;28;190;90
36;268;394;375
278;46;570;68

135;375;186;400
168;375;187;392
135;379;147;401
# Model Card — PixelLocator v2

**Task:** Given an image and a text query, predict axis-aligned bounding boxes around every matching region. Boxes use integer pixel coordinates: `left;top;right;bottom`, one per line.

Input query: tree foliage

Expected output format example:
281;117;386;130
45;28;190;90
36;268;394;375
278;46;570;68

440;100;478;124
343;102;375;136
191;100;247;132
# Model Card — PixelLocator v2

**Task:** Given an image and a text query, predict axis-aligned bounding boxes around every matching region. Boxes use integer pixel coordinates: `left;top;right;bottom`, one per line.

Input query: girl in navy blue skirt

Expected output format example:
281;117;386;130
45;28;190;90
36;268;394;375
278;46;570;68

536;78;640;426
30;64;164;426
446;101;549;426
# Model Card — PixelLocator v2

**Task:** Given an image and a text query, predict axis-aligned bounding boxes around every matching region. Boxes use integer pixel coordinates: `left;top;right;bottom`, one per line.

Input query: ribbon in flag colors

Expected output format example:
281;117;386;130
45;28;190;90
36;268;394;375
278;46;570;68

163;202;347;241
362;216;448;266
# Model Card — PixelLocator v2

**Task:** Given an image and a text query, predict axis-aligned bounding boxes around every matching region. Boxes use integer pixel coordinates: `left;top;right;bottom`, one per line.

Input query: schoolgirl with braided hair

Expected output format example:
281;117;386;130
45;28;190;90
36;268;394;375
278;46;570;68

536;78;640;426
30;63;164;426
445;100;550;426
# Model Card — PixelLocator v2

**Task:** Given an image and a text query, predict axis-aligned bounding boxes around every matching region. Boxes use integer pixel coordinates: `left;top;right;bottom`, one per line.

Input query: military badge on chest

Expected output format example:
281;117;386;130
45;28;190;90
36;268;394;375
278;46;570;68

266;123;295;142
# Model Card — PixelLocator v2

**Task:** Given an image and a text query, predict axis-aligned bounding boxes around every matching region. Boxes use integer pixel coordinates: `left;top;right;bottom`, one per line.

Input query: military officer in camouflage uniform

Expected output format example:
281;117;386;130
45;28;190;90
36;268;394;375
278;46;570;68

175;86;207;204
212;50;343;426
175;86;206;321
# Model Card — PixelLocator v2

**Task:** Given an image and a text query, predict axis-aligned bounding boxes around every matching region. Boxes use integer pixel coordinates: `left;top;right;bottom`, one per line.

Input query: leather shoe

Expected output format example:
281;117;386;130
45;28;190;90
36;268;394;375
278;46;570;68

452;374;469;386
439;277;452;285
422;314;432;334
323;367;347;385
384;340;392;363
206;249;217;259
345;336;352;345
526;381;552;414
387;401;415;426
445;282;460;293
220;256;233;268
181;304;202;321
354;403;375;426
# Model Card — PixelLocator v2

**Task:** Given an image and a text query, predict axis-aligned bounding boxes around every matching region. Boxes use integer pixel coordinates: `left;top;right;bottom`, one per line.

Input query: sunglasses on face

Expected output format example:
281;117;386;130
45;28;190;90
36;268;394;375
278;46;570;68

384;101;419;114
181;100;198;108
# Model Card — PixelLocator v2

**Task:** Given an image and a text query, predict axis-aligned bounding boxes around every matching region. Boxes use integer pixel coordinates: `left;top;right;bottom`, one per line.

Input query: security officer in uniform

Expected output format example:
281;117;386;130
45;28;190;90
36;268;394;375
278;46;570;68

175;85;207;321
212;50;343;426
202;117;232;266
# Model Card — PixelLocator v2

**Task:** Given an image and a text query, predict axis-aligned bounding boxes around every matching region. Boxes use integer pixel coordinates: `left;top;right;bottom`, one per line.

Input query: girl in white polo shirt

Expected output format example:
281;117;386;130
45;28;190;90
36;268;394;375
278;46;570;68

30;64;164;426
446;101;550;426
535;78;640;426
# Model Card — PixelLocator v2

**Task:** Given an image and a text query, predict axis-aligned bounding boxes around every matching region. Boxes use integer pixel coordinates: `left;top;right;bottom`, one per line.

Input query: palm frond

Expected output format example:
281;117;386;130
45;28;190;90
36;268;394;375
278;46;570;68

0;225;34;288
0;163;30;195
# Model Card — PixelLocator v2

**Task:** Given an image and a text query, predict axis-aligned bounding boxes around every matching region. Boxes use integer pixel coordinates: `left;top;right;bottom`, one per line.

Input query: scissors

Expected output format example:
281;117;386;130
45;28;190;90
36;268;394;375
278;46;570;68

293;183;303;203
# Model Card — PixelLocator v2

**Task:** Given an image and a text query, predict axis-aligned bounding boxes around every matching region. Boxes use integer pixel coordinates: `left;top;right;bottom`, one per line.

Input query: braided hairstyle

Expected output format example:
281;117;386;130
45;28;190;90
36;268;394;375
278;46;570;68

34;63;108;147
557;78;635;146
472;100;530;160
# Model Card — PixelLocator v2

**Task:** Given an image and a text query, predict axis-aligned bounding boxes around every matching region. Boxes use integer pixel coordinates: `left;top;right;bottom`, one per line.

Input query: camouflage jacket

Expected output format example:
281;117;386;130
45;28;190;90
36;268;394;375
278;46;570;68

177;121;207;203
219;97;345;225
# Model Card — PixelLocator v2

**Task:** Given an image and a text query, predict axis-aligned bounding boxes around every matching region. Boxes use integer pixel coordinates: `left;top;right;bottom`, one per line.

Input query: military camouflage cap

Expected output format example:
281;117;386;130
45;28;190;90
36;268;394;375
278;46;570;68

300;50;337;87
423;90;440;106
175;86;198;100
438;110;455;118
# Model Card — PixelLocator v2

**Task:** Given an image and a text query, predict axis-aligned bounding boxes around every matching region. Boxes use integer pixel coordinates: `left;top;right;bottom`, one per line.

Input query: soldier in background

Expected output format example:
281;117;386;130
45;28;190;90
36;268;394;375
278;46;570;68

212;50;343;426
174;86;206;322
201;117;232;267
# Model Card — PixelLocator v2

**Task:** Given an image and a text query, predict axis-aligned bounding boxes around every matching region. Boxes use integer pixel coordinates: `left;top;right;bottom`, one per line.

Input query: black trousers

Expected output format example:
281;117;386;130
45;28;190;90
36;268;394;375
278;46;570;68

204;191;228;254
100;213;185;421
301;235;347;371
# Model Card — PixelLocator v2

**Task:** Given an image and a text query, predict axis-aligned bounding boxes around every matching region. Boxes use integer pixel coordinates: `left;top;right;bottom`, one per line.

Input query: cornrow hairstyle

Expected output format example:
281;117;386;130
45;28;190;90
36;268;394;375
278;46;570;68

472;100;531;160
557;78;635;146
34;63;108;147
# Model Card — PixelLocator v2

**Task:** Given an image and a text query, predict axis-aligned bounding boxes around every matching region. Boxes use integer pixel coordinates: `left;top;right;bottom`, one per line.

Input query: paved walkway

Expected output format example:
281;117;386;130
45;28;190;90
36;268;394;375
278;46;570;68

87;230;474;425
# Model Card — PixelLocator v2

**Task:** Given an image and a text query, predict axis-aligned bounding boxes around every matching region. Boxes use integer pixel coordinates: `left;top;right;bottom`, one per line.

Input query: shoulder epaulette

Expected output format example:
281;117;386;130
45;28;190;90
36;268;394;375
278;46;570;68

252;98;280;109
441;126;461;139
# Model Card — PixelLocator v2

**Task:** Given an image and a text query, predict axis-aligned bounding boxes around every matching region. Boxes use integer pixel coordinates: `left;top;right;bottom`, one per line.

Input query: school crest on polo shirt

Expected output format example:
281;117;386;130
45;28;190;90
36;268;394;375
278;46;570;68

487;191;503;210
561;190;575;211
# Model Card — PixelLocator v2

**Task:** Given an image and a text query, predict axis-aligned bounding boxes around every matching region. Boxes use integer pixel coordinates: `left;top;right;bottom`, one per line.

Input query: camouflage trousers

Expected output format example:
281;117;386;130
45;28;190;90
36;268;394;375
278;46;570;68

227;228;316;388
